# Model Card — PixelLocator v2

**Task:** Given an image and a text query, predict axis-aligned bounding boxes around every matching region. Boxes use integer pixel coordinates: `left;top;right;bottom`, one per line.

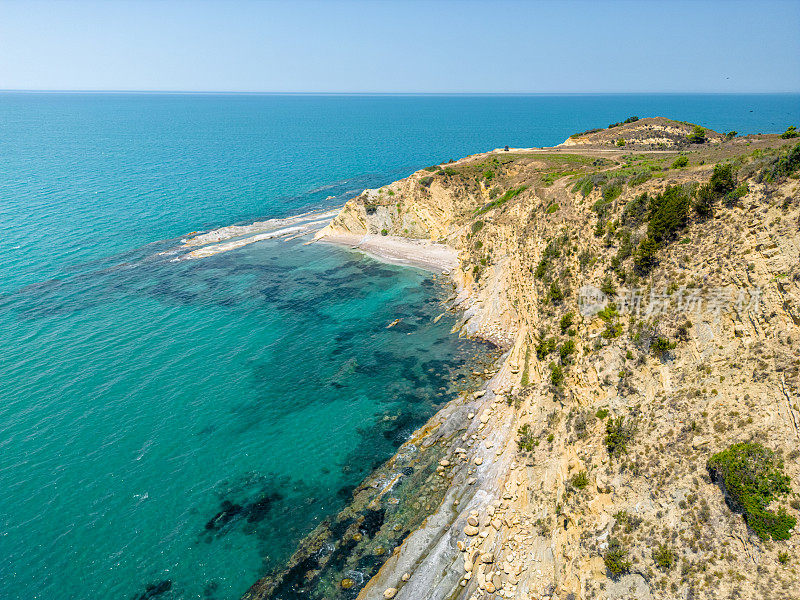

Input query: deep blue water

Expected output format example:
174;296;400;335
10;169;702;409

0;93;797;600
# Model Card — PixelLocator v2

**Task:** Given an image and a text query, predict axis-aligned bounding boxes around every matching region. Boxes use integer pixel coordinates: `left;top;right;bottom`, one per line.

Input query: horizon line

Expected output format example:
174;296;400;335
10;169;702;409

2;89;799;96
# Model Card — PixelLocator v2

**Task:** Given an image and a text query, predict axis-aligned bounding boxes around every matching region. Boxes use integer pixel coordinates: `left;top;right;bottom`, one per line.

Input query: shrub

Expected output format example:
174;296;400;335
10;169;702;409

559;339;576;363
621;192;649;225
760;142;800;182
726;182;749;206
517;423;536;452
780;125;798;139
536;337;557;360
423;166;438;172
634;237;659;272
600;276;616;297
616;138;626;147
726;131;738;140
596;408;609;419
560;312;574;333
419;176;434;187
604;539;631;578
707;442;796;540
687;125;706;144
672;155;689;169
694;183;716;217
474;185;528;215
710;163;736;195
605;416;634;457
653;544;676;571
549;282;564;305
608;116;639;128
550;362;564;388
546;202;559;214
652;336;676;358
380;229;388;236
483;170;495;180
628;170;651;186
571;471;589;490
471;220;485;234
648;186;690;242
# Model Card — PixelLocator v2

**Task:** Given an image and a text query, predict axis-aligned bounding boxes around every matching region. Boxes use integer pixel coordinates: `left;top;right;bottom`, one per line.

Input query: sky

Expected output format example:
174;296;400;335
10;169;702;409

0;0;799;93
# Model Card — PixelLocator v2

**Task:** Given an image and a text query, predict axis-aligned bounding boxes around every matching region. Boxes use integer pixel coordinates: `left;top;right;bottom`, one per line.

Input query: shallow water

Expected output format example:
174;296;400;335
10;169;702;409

1;93;797;600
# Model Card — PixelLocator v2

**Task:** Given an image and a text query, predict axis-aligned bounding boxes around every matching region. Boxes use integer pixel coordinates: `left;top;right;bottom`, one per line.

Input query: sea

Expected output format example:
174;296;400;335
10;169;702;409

1;93;798;600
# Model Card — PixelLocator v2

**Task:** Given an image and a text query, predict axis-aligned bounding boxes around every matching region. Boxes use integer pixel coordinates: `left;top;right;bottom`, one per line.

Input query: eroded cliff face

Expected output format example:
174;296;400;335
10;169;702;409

317;128;800;600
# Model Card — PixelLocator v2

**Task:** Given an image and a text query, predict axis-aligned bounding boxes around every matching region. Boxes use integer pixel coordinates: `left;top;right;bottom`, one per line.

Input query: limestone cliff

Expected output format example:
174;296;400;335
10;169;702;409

248;120;800;600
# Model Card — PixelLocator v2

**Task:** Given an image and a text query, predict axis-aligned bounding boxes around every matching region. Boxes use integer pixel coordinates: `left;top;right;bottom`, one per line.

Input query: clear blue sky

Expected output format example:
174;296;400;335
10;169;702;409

1;0;799;93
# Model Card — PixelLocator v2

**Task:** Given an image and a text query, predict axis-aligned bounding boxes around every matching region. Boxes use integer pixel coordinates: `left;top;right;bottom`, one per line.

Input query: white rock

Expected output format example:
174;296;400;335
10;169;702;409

383;589;397;599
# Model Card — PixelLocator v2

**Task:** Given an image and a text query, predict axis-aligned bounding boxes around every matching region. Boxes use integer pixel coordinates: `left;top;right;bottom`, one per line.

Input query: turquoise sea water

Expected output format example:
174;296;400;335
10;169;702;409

1;93;798;600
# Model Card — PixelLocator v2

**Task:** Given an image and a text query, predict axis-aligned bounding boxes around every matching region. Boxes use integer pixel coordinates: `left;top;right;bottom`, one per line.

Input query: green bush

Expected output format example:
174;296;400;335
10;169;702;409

596;408;609;419
694;183;716;217
608;116;639;128
474;185;528;215
687;125;706;144
549;282;564;305
420;176;434;187
550;362;564;387
710;163;736;195
616;138;626;147
726;131;738;140
545;202;559;214
760;142;800;182
672;155;689;169
471;220;485;234
536;337;556;360
571;471;589;490
647;185;690;242
600;275;616;297
380;229;388;236
780;125;798;139
560;312;574;333
634;237;659;272
651;336;676;358
517;423;536;451
604;539;631;577
423;166;438;172
483;170;495;180
653;544;676;571
707;442;796;540
559;339;576;363
605;416;634;457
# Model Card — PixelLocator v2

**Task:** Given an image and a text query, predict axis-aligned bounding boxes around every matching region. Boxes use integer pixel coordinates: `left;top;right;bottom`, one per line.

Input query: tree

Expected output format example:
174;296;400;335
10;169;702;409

687;125;706;144
635;237;659;272
780;125;798;139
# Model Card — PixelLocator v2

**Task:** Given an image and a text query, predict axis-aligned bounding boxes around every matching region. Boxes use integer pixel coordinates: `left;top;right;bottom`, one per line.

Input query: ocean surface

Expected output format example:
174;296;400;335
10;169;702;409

1;93;798;600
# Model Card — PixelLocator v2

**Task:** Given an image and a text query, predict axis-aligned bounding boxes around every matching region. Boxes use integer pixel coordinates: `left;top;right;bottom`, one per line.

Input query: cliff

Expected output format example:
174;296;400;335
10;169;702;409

252;120;800;600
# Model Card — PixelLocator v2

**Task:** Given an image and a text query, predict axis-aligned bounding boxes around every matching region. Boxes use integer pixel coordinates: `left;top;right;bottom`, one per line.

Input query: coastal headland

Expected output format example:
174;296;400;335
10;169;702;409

243;118;800;600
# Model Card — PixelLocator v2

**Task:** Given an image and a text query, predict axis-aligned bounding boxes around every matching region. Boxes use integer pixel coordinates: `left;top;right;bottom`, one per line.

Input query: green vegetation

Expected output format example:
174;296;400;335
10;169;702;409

726;131;738;140
616;138;626;147
608;116;639;128
595;408;609;419
536;337;556;360
605;416;634;457
559;339;576;363
549;281;564;305
550;362;564;388
419;176;434;187
570;127;602;138
423;166;438;172
707;442;796;541
687;125;706;144
559;312;574;334
648;186;691;242
474;185;528;215
520;346;531;386
780;125;798;139
380;229;388;236
471;220;484;234
672;155;689;169
570;471;589;490
759;142;800;182
483;169;495;180
651;336;676;358
517;423;536;452
604;539;631;578
652;544;676;572
545;202;559;214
